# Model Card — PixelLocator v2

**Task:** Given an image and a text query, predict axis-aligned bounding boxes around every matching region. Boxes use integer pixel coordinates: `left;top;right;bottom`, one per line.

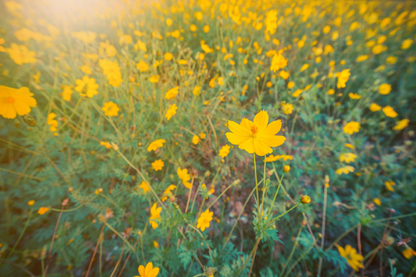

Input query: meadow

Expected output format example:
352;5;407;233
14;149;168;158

1;0;416;276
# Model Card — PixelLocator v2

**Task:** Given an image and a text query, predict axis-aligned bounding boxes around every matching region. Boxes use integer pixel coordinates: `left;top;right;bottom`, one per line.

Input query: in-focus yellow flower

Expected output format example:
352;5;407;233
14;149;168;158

151;159;164;171
219;145;230;158
301;195;310;204
336;69;350;89
379;84;391;95
0;86;37;119
177;167;192;189
38;207;49;215
197;209;213;231
149;204;162;229
339;153;357;163
343;121;360;135
139;181;151;193
165;87;179;100
382;106;398;118
385;181;395;192
226;110;286;156
335;166;355;175
165;104;177;121
102;101;120;117
147;139;166;152
192;135;199;145
369;103;381;112
337;245;364;271
393;119;409;131
135;261;159;277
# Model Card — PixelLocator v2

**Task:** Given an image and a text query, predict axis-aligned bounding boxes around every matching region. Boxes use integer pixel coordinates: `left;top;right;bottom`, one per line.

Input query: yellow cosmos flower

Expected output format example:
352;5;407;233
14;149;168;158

102;101;120;117
343;121;360;135
149;203;162;229
369;103;381;112
28;200;35;206
100;141;112;149
151;159;164;171
348;93;361;99
162;185;176;202
336;69;350;89
197;209;213;232
139;181;151;193
393;119;409;131
147;139;166;152
165;86;179;100
62;85;73;102
379;84;391;95
47;113;58;132
282;103;293;115
265;155;293;162
401;39;413;50
7;43;37;65
38;207;49;215
75;76;99;98
192;135;199;145
165;104;177;121
339;153;357;163
288;81;295;89
385;181;395;192
356;55;368;62
335;166;354;175
270;54;287;72
219;145;230;158
136;60;149;72
382;106;398;118
177;167;192;189
226;110;286;156
300;64;309;72
0;86;37;119
337;245;364;271
403;247;416;259
373;198;381;206
149;75;160;83
135;262;159;277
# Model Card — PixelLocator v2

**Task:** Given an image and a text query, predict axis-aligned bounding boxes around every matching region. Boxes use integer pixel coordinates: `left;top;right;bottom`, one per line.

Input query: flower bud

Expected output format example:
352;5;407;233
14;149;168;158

301;195;311;204
283;165;290;173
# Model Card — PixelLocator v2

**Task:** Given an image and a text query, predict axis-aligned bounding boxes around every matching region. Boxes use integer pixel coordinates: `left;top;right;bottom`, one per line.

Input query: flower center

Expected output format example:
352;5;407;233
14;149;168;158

250;125;258;136
5;97;15;103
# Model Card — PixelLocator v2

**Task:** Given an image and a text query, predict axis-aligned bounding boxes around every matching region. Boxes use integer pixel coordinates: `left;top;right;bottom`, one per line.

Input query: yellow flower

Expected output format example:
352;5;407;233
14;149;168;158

348;93;361;99
47;113;58;132
343;121;360;135
28;200;35;206
177;167;192;189
149;204;162;229
38;207;49;215
199;133;206;139
164;52;173;61
153;241;159;248
0;86;37;119
386;56;397;64
147;139;166;152
283;165;290;173
382;106;398;118
33;71;41;84
401;39;413;50
373;198;381;206
270;54;287;72
139;181;151;193
287;81;295;89
71;31;97;44
135;262;159;277
282;103;293;115
197;209;213;232
403;247;416;259
372;44;387;54
379;84;391;95
339;153;357;163
75;76;99;98
151;159;164;171
7;43;36;65
393;119;409;131
279;70;289;80
192;86;201;96
165;104;177;121
337;245;364;271
219;145;230;158
369;103;381;112
335;166;355;175
292;89;303;97
345;143;355;149
336;69;350;89
81;65;92;75
102;101;120;117
136;60;149;72
192;135;199;145
203;25;210;33
327;89;335;95
265;155;293;162
300;64;309;72
226;110;286;156
100;141;112;149
99;59;123;87
149;75;160;83
301;195;311;204
165;87;179;100
162;185;177;202
356;55;368;62
385;181;395;192
62;85;73;102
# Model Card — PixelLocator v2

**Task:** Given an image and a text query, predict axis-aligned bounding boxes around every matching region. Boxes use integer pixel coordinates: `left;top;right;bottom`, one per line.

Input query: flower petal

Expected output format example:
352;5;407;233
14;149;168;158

226;132;251;145
238;138;254;154
13;101;31;116
253;110;269;132
228;120;250;136
150;267;160;277
259;120;282;137
139;265;145;276
145;262;153;275
257;135;286;148
253;139;272;156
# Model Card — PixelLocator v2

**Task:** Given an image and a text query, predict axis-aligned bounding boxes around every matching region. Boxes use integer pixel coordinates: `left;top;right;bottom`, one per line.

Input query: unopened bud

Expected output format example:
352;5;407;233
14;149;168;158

301;195;311;204
283;165;290;173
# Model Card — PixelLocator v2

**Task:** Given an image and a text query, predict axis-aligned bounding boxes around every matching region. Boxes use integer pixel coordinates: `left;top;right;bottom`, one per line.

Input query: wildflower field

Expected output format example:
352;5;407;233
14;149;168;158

1;0;416;276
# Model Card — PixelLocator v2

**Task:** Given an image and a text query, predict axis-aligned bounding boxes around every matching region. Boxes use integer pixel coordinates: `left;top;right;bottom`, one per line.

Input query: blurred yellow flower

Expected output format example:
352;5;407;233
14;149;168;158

165;104;177;121
369;103;381;112
300;64;309;72
226;110;286;156
403;247;416;259
282;103;293;115
38;207;49;215
149;204;162;229
197;209;213;232
47;113;58;132
379;84;391;95
102;101;120;117
0;86;37;119
393;119;409;131
139;181;151;193
177;167;192;189
136;60;149;72
219;145;230;158
192;135;199;145
165;87;179;100
149;75;160;83
339;153;357;163
373;198;381;206
335;166;354;175
164;52;173;61
386;56;397;64
151;159;164;171
7;43;36;65
288;81;295;89
270;54;287;72
75;76;99;98
401;39;413;50
265;155;293;162
382;106;398;118
28;200;35;206
336;69;350;89
100;141;112;149
385;181;395;192
356;55;368;62
337;245;364;271
343;121;360;135
348;93;361;99
147;139;166;152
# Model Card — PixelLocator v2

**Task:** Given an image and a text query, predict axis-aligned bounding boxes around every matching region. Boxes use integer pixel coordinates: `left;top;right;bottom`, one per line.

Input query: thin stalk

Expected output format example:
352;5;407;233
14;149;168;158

266;173;284;219
281;226;304;276
317;184;328;276
6;208;33;259
253;153;260;222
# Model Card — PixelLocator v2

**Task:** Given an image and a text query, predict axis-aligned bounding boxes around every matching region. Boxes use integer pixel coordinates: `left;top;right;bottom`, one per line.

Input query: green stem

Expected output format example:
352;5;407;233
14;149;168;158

253;153;260;221
325;224;359;252
270;202;301;225
281;226;303;276
104;222;138;262
6;208;33;260
266;173;284;219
